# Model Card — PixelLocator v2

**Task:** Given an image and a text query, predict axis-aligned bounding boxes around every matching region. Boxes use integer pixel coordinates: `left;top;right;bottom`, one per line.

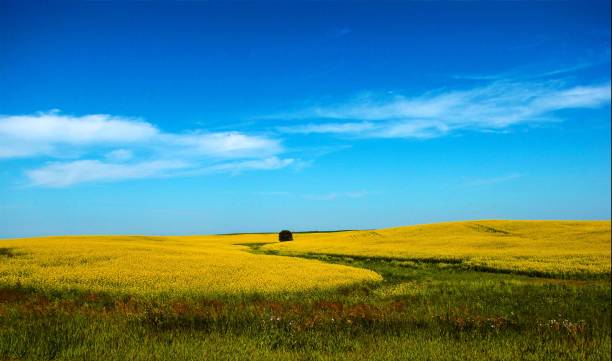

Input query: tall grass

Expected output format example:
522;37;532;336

0;258;609;360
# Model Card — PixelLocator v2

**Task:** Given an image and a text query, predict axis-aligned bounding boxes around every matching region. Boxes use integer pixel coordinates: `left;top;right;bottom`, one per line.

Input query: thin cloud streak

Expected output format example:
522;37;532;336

204;157;295;175
27;159;190;187
452;62;598;81
256;190;373;201
277;80;611;139
462;173;522;188
26;156;296;187
303;190;370;201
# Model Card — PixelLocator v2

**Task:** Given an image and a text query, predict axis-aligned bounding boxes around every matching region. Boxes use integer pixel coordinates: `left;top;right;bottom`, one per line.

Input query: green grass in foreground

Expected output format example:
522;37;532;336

0;250;610;360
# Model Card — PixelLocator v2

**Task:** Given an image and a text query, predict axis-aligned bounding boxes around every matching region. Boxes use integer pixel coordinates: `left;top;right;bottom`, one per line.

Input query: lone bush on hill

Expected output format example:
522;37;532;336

279;230;293;242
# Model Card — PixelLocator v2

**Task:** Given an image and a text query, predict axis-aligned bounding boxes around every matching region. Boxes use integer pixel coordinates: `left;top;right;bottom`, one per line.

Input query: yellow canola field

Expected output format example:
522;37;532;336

1;221;609;297
0;234;381;297
266;221;612;277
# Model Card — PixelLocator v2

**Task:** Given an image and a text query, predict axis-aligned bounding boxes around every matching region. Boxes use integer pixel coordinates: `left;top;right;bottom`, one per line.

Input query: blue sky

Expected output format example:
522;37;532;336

0;1;610;237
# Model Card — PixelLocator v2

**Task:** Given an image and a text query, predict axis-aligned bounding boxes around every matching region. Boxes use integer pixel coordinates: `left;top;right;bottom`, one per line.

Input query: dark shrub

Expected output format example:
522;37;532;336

278;230;293;242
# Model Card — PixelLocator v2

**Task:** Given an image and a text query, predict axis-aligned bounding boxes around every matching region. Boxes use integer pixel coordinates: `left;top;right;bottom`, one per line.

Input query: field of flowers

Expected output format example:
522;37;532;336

0;220;610;360
265;221;612;278
1;221;608;299
0;234;381;297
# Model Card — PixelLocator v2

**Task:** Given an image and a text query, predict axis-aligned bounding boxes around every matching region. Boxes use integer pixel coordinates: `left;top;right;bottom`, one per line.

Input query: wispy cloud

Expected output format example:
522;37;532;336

303;190;370;201
26;156;296;187
160;132;281;159
256;190;373;201
451;62;599;81
333;27;352;38
276;80;611;139
204;157;295;175
254;191;292;197
27;159;190;187
461;173;522;188
0;111;292;187
452;50;610;81
279;122;376;135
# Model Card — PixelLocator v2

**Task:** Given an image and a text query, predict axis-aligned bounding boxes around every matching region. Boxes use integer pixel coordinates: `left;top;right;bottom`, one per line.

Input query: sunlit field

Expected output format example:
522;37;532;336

266;221;612;279
0;234;381;297
0;221;610;360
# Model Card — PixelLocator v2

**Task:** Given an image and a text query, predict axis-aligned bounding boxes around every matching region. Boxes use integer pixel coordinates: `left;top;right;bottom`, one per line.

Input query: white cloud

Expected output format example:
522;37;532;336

206;157;295;174
0;111;281;160
27;159;190;187
162;131;281;159
0;111;157;143
0;111;290;186
279;120;449;139
278;81;611;138
371;120;450;139
278;122;376;135
25;156;296;187
0;112;157;158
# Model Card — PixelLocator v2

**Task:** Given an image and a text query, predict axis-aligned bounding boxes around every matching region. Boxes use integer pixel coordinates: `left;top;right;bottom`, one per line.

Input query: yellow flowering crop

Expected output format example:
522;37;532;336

265;221;611;277
1;221;608;298
0;234;381;297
